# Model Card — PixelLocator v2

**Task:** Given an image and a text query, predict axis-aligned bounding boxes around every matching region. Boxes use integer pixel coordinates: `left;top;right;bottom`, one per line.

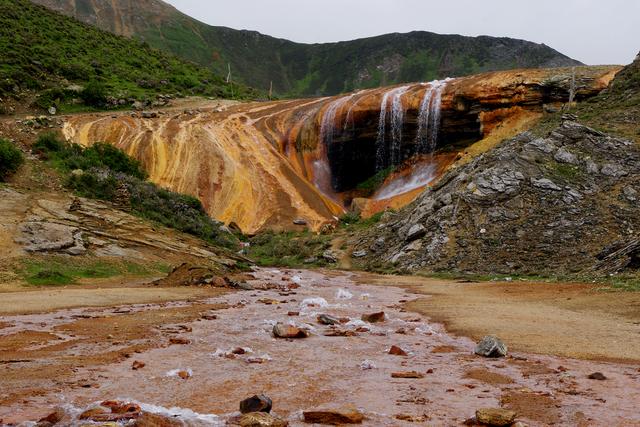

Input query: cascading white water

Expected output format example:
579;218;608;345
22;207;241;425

374;161;438;200
375;85;410;171
320;94;354;145
342;90;365;131
415;79;451;154
315;94;355;197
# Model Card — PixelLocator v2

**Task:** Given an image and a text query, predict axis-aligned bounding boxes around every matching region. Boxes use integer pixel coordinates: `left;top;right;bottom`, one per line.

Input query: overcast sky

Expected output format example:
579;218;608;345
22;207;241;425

164;0;638;65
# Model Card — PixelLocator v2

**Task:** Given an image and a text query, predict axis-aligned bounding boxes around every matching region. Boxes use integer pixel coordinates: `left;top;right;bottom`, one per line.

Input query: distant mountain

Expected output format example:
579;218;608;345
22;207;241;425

31;0;583;96
0;0;257;113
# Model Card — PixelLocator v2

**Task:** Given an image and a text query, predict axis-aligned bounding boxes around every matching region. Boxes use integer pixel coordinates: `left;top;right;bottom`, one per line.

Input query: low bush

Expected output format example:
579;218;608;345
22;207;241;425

79;80;108;107
247;231;330;267
34;134;146;179
35;133;236;249
0;138;24;180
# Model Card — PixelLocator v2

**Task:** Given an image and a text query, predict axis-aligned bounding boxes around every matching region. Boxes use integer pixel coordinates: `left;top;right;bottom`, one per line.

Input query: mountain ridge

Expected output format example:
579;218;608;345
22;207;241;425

31;0;583;96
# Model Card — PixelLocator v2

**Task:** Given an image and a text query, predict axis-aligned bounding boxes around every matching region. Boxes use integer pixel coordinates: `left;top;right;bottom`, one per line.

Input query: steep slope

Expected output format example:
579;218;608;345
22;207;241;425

352;120;640;275
60;66;617;234
0;0;256;115
31;0;582;96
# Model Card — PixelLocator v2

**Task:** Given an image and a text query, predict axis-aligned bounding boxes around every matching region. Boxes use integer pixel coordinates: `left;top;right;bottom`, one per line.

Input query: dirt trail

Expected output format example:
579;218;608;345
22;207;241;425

1;269;639;426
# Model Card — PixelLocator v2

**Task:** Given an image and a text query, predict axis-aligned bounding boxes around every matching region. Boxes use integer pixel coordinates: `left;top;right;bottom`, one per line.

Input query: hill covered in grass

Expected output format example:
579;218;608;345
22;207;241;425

0;0;258;114
536;52;640;143
32;0;582;97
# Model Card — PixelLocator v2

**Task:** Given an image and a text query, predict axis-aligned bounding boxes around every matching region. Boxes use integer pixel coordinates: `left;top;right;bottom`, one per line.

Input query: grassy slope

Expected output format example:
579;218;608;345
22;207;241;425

535;53;640;143
31;0;581;97
0;0;258;112
125;18;584;97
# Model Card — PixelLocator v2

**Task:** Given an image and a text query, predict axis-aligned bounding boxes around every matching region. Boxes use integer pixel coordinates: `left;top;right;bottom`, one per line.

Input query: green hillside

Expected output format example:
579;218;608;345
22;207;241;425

31;0;582;97
0;0;258;113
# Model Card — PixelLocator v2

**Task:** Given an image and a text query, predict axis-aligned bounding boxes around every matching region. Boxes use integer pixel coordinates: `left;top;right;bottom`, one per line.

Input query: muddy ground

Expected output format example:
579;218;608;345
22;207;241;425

1;269;639;426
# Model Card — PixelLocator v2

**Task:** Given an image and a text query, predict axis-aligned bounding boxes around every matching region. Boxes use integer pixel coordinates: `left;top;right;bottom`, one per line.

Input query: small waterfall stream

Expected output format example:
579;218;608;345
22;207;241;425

315;94;356;197
375;85;410;171
416;79;451;153
320;94;354;145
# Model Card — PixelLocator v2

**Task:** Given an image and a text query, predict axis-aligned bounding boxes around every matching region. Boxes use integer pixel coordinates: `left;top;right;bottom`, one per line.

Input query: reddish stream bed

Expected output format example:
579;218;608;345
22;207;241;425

1;268;640;426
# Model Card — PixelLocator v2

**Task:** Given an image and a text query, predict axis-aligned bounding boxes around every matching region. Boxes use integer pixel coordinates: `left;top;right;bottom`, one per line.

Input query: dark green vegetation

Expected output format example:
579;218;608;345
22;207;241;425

245;212;386;268
34;133;240;249
0;138;24;181
356;166;395;196
246;231;331;268
33;134;147;178
32;0;580;97
21;256;169;286
0;0;258;113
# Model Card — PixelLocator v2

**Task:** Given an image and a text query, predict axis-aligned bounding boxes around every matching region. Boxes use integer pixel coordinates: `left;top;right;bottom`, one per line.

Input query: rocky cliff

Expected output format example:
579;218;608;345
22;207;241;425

351;58;640;275
31;0;583;96
352;120;640;275
61;66;618;234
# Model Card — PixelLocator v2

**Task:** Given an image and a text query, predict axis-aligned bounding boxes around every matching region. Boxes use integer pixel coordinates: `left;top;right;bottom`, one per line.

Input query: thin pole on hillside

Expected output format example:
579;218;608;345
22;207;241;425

226;63;232;84
269;81;273;100
568;67;576;105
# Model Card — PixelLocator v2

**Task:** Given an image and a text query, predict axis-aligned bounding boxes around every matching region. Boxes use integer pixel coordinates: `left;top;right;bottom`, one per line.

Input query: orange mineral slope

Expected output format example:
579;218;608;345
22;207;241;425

62;66;619;233
63;99;343;234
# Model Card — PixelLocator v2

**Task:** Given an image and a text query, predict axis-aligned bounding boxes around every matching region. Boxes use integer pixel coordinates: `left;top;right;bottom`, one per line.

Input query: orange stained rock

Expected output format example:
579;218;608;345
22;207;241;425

61;66;620;232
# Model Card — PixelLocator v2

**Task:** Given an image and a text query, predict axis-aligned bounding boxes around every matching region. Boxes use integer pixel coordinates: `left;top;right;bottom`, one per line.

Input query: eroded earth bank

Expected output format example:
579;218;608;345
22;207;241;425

1;268;639;426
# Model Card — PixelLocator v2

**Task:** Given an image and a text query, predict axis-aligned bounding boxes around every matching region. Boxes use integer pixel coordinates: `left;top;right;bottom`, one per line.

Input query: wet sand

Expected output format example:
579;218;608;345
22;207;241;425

1;269;640;426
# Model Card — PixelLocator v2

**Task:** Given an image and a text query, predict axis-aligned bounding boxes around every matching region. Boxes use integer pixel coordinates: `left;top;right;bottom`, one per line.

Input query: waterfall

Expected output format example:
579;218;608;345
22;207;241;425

415;79;450;154
342;90;365;131
320;94;354;146
374;161;438;200
375;85;410;171
315;94;355;197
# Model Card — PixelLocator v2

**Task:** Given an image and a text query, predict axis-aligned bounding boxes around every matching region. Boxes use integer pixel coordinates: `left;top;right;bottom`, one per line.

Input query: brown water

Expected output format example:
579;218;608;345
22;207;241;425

2;269;640;426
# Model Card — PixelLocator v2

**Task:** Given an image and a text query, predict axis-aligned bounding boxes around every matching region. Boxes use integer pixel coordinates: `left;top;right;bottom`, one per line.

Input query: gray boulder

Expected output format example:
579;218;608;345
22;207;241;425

352;250;367;258
240;394;272;414
406;224;426;242
554;148;578;164
322;250;339;263
475;335;508;358
531;178;562;191
601;163;628;178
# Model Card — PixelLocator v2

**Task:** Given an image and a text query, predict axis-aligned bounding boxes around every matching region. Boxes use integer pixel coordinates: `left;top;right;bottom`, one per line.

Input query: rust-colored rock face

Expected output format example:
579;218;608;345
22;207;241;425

30;0;176;36
63;66;618;233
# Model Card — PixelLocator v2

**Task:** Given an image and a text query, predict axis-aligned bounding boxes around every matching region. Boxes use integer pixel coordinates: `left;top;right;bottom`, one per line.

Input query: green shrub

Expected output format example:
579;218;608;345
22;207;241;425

80;81;107;107
356;166;395;195
35;133;237;248
34;134;147;179
66;169;119;200
247;231;330;267
33;87;69;109
32;132;65;156
339;211;361;225
0;138;24;180
66;168;236;248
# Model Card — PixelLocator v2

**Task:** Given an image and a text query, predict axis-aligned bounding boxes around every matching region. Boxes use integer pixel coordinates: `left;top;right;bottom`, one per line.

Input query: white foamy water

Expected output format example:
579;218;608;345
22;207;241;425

416;79;451;154
313;94;355;198
375;85;411;171
49;401;224;427
374;161;438;200
300;297;329;308
165;368;193;378
336;288;353;300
